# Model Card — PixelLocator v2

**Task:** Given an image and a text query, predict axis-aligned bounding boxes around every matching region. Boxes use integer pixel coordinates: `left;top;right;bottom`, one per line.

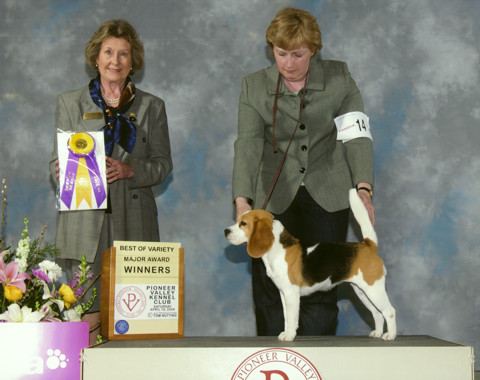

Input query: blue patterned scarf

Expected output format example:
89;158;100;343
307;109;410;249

89;76;136;156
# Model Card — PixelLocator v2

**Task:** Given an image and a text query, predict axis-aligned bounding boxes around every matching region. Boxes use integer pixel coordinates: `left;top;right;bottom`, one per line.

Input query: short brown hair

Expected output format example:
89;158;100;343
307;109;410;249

266;8;322;56
85;19;144;74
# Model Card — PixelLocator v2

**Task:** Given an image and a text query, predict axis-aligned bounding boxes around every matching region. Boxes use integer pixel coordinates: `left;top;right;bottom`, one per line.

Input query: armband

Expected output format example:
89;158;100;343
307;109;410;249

334;111;372;143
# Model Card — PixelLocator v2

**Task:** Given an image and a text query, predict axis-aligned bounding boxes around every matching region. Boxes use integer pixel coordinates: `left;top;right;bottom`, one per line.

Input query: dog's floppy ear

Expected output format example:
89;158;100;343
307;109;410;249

247;215;274;258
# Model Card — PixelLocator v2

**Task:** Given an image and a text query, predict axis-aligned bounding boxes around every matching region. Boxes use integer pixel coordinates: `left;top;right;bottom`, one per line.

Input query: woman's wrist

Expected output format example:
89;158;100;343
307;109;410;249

235;196;250;206
356;183;373;198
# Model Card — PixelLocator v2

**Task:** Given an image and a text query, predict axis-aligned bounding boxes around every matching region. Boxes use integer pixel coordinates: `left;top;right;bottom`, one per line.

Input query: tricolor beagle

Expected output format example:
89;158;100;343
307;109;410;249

224;189;396;341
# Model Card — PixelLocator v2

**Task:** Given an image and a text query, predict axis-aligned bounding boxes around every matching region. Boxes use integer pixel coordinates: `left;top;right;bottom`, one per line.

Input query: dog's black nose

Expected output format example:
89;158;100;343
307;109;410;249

224;229;230;237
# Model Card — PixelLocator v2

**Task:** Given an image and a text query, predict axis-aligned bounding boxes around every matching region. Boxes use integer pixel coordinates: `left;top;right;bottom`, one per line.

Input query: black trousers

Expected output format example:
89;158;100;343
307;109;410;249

252;186;349;336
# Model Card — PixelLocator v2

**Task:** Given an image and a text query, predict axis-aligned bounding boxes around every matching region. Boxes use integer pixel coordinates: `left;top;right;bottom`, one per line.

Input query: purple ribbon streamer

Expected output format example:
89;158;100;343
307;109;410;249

61;137;106;209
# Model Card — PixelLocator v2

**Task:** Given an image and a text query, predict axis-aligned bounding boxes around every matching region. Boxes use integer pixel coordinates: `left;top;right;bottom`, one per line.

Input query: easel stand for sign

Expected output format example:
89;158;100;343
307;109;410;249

100;241;184;340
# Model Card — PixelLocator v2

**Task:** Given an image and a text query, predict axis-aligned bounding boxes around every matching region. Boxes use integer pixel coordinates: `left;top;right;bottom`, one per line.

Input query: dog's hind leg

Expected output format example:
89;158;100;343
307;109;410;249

354;277;397;341
350;284;386;338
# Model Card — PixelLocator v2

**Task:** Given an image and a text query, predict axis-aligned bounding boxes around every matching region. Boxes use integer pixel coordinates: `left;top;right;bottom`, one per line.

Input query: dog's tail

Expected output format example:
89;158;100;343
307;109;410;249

349;188;378;245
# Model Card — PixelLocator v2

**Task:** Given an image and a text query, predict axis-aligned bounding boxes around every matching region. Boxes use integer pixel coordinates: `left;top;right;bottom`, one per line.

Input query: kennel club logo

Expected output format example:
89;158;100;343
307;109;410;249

115;285;147;318
231;348;322;380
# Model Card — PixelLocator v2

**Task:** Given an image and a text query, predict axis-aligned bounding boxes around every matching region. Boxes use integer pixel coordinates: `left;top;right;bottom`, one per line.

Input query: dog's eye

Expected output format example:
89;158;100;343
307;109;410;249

239;221;247;227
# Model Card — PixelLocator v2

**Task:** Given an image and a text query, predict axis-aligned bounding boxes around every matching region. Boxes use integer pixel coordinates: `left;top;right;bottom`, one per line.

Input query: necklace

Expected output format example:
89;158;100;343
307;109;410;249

100;86;120;104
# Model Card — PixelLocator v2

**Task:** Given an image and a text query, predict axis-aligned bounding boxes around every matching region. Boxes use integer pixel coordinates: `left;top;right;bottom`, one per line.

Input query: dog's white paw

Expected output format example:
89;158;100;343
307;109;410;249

381;332;396;341
369;330;383;339
278;331;296;341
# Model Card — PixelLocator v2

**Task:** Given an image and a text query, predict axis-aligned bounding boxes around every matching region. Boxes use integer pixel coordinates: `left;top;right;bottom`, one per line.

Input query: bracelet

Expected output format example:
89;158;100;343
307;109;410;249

356;186;373;198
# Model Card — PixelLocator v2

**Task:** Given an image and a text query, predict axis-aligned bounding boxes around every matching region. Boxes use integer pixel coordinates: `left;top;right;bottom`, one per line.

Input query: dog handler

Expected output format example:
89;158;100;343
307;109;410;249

232;8;375;336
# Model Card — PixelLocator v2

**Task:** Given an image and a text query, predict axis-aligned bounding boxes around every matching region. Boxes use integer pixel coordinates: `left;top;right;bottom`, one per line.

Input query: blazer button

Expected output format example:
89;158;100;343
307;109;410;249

133;194;138;199
301;145;308;151
299;167;306;173
299;124;305;130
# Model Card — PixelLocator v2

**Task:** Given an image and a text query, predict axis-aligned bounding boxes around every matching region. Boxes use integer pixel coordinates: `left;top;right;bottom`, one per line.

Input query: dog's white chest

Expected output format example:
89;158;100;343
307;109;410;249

263;255;287;282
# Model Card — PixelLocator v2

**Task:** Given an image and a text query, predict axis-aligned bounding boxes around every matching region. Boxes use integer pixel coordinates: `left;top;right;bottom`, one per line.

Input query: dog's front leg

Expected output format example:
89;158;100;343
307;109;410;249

278;288;300;341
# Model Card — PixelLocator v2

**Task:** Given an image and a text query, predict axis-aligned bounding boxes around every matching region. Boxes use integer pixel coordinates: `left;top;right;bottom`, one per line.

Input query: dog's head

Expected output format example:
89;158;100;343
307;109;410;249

224;209;275;258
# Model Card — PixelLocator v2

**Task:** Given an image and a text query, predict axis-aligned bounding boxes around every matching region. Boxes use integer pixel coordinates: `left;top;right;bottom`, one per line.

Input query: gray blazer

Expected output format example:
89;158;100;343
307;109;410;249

233;59;374;214
49;85;173;262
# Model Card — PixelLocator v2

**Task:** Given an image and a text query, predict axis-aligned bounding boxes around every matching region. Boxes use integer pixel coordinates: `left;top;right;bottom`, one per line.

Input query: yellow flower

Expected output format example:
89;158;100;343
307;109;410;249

59;284;77;309
4;285;23;301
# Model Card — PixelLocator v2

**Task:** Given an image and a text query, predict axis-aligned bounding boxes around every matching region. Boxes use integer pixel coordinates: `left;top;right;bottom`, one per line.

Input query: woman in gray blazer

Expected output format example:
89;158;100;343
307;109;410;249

233;8;374;336
49;20;172;341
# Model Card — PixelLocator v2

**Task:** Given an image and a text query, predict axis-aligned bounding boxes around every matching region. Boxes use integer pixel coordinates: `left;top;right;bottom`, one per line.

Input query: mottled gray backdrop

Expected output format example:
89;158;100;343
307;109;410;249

1;0;479;368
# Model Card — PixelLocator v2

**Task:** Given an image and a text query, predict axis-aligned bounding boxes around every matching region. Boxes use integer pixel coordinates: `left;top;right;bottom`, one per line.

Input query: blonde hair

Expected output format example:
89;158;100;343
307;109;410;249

85;19;144;74
266;8;322;55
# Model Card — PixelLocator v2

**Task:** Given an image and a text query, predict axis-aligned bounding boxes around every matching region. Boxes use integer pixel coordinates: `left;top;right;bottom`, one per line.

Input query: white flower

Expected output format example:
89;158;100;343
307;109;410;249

0;303;46;322
41;280;53;300
74;304;83;314
16;236;30;253
39;300;64;320
16;236;30;255
38;260;63;282
14;257;28;273
64;308;82;322
41;282;65;311
0;250;8;260
14;236;30;273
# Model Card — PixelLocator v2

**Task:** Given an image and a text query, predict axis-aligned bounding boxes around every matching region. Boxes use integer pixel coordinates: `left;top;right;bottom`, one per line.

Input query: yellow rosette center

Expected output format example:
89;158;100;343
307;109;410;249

68;132;96;208
69;132;95;156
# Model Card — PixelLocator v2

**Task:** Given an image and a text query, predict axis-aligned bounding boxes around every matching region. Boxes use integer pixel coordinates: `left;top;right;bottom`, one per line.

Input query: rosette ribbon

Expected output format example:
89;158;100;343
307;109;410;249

61;132;106;209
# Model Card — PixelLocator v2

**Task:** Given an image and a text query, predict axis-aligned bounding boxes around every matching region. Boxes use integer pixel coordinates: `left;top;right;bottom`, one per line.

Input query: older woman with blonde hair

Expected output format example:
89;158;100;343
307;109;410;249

232;8;374;336
49;19;172;343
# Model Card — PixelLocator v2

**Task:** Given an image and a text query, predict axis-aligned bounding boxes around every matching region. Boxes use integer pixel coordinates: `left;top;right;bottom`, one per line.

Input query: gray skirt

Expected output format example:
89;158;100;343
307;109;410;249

57;213;114;313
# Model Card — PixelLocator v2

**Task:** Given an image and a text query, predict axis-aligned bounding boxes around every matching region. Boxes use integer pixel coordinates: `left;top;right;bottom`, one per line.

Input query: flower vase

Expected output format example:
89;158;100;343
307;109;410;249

0;321;89;380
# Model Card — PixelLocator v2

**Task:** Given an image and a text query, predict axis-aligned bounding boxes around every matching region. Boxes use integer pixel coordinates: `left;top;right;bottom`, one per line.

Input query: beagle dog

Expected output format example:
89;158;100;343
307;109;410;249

225;189;396;341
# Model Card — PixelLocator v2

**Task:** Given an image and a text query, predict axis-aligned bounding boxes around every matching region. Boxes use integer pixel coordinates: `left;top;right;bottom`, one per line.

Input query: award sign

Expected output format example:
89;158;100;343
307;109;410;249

57;130;107;211
100;241;184;340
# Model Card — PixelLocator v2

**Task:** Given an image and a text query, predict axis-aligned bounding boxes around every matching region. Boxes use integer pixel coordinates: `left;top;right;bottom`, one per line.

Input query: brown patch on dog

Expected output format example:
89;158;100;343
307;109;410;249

285;245;307;287
281;229;306;287
281;229;307;286
348;238;384;285
245;210;274;258
280;228;298;248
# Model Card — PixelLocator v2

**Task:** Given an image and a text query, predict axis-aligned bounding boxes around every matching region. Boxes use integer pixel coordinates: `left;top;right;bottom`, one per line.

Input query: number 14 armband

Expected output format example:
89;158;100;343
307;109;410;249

334;111;373;143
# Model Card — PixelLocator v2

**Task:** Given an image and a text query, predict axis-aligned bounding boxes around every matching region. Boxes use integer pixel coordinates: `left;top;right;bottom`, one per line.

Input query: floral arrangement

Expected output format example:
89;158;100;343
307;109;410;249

0;179;98;323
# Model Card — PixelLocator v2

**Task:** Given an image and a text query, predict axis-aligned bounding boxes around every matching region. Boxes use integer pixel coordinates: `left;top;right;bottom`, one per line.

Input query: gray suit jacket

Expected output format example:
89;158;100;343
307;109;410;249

233;59;374;214
49;85;172;261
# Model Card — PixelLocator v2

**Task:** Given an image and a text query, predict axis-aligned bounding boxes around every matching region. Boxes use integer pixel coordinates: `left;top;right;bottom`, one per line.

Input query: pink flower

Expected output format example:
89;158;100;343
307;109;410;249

73;286;84;298
32;269;51;283
0;257;30;292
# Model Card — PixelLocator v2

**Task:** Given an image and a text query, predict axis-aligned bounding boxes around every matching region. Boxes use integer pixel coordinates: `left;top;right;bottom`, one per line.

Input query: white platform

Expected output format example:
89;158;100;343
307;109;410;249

82;335;474;380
